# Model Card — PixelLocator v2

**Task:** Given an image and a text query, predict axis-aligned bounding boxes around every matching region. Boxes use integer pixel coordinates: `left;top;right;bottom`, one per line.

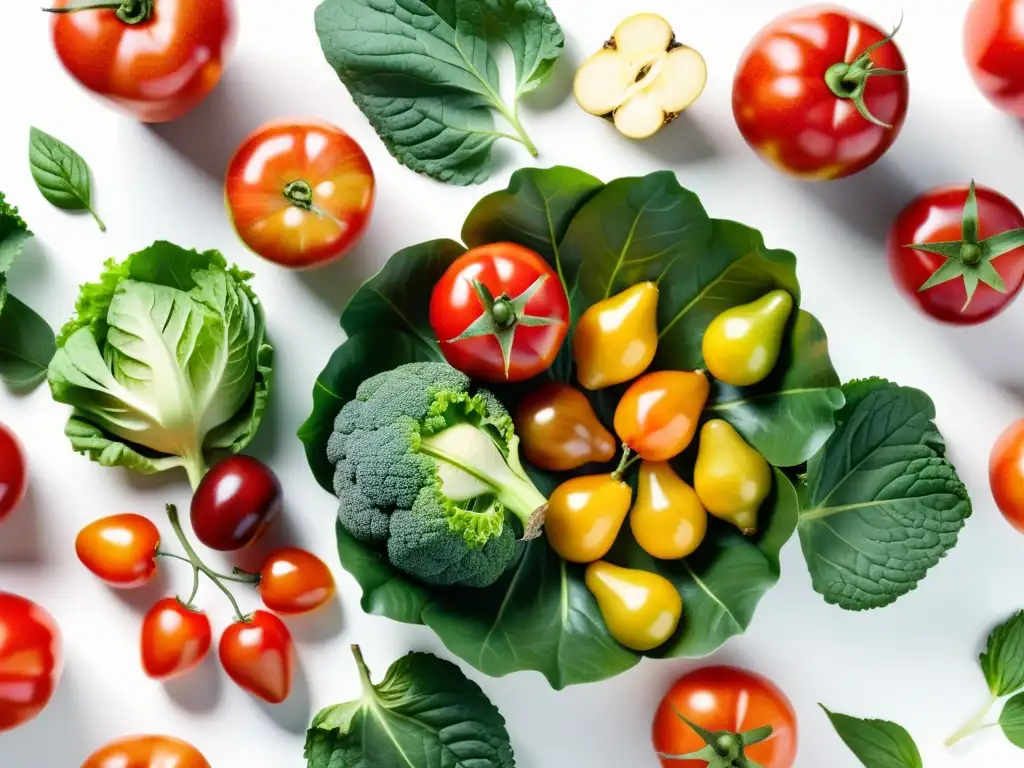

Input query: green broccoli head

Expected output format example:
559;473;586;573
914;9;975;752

326;362;548;588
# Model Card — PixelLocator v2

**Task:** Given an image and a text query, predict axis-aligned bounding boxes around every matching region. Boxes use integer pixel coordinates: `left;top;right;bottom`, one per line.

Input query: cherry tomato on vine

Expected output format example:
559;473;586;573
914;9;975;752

47;0;234;123
258;548;336;615
76;514;160;588
887;182;1024;324
733;6;909;180
990;419;1024;533
429;243;569;382
191;455;282;552
0;593;61;732
0;423;26;524
652;666;797;768
140;598;212;681
220;610;293;704
82;735;211;768
965;0;1024;117
225;119;375;269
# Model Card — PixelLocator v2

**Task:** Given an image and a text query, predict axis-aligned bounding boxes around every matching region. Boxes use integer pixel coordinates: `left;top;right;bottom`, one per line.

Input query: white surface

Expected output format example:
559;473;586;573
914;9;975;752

0;0;1020;765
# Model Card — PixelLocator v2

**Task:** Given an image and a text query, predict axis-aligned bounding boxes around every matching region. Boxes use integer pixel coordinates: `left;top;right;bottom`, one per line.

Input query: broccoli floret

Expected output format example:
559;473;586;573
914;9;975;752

326;362;548;588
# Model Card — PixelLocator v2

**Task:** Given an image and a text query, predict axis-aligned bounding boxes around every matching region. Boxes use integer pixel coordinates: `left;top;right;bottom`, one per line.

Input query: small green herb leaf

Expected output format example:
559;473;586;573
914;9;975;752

981;611;1024;697
304;645;515;768
0;294;56;387
822;706;923;768
1000;691;1024;748
0;192;33;273
29;127;106;231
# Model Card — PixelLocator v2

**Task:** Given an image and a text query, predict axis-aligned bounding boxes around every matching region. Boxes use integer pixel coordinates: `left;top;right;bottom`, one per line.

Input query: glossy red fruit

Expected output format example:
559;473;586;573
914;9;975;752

219;610;293;703
965;0;1024;117
76;514;160;588
259;548;336;615
0;423;27;523
190;456;282;551
0;593;61;732
82;735;211;768
140;598;212;681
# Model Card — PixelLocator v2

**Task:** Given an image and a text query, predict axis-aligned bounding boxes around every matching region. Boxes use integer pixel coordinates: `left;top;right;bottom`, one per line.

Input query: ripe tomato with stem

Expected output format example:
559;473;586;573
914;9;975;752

140;598;212;681
220;610;294;704
76;514;160;588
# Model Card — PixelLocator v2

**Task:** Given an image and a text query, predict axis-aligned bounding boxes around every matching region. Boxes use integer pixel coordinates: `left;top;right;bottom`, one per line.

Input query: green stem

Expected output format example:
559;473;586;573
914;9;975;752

283;180;313;211
88;206;107;233
217;567;261;585
351;644;374;693
495;99;538;157
154;551;192;565
945;693;998;748
43;0;153;24
182;451;208;492
611;445;633;481
166;504;248;622
186;564;200;606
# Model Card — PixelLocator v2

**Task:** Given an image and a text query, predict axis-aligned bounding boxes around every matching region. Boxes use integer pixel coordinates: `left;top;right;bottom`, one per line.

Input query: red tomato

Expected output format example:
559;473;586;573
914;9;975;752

652;667;797;768
429;243;569;382
0;423;26;523
966;0;1024;116
76;514;160;588
190;455;282;552
219;610;293;703
733;6;909;180
48;0;234;123
225;119;375;269
82;735;211;768
0;593;61;732
258;548;336;615
991;419;1024;532
887;182;1024;324
140;598;211;681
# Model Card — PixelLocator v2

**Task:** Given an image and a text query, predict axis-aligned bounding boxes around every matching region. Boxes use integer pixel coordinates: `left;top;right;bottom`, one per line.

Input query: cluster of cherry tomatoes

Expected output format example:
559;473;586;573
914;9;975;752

76;455;335;704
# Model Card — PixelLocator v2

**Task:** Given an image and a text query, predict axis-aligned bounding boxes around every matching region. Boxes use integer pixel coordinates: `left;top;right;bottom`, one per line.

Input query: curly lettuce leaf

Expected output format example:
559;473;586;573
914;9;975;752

0;192;32;275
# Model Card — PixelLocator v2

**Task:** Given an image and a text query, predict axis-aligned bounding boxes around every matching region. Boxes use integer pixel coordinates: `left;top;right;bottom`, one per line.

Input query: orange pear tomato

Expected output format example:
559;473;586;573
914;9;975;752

614;371;709;461
515;382;616;471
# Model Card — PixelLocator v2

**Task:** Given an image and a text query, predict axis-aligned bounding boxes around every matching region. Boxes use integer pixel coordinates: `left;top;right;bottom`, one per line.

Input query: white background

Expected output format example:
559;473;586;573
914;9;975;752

0;0;1021;765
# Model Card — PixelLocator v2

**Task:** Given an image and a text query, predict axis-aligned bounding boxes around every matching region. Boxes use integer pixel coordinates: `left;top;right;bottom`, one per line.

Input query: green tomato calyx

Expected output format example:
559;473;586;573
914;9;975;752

283;180;314;211
910;180;1024;311
43;0;153;25
823;15;906;129
657;710;773;768
448;275;562;378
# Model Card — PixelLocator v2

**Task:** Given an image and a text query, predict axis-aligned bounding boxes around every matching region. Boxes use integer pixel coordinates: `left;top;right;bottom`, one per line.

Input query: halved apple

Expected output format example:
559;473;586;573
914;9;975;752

573;14;707;140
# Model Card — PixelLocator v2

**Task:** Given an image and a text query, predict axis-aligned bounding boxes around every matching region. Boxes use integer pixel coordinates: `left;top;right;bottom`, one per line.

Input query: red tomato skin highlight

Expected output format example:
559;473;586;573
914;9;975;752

887;184;1024;324
733;6;908;180
0;424;27;524
140;599;212;681
259;548;336;615
966;0;1024;116
225;119;375;268
219;610;294;704
652;666;797;768
0;593;62;733
50;0;235;123
76;514;160;588
429;243;569;382
991;418;1024;532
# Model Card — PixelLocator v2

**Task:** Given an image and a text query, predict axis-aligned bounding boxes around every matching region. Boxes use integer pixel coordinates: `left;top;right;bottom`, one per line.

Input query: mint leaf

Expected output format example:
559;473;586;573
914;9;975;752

29;127;106;231
0;192;32;274
798;378;972;610
822;706;922;768
304;646;515;767
982;611;1024;696
1000;692;1024;748
314;0;563;185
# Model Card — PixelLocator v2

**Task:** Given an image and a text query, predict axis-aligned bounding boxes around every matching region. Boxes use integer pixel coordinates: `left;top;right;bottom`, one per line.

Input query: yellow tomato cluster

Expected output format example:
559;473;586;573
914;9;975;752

514;283;793;652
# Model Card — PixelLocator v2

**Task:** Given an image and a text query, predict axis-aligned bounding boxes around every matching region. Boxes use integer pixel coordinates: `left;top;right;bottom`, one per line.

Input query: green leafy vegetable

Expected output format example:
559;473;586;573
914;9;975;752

822;706;922;768
0;192;32;273
797;378;971;610
28;127;105;231
304;645;515;768
314;0;563;185
47;241;273;488
327;361;547;588
1000;692;1024;749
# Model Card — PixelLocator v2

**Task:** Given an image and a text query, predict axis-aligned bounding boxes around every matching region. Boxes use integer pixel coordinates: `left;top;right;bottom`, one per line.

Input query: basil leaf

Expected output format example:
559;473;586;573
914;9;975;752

982;611;1024;697
304;646;515;768
28;127;106;231
1001;691;1024;748
0;293;56;387
822;706;923;768
0;192;33;273
314;0;563;185
798;378;972;610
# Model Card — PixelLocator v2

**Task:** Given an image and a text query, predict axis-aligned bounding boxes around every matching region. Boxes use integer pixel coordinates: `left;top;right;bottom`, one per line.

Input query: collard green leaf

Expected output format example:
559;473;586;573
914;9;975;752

0;192;33;274
798;378;972;610
981;611;1024;697
706;310;843;467
0;294;56;387
314;0;562;185
1000;692;1024;749
305;646;515;768
28;127;105;231
423;537;638;689
822;706;923;768
341;239;464;360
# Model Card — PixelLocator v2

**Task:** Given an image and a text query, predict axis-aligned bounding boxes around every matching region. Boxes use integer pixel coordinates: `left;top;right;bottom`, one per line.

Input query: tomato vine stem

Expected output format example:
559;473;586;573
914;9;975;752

42;0;153;24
